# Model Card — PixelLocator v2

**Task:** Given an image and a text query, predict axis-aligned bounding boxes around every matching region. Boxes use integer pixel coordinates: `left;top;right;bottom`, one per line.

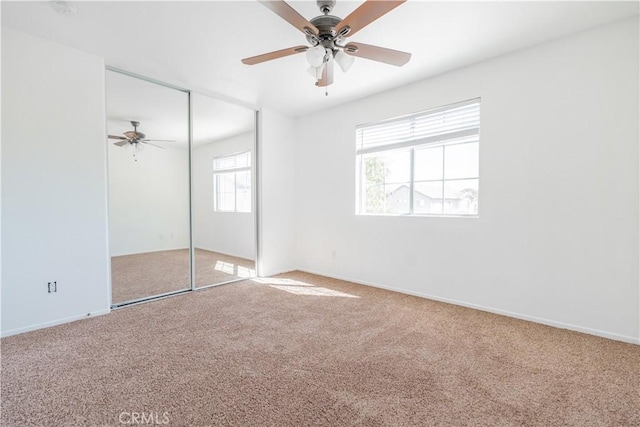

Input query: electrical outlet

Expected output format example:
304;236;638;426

47;281;57;293
331;249;337;260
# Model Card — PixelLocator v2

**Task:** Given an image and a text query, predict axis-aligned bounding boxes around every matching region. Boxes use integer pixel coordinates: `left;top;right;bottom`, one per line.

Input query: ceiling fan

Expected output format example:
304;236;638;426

241;0;411;88
108;121;174;161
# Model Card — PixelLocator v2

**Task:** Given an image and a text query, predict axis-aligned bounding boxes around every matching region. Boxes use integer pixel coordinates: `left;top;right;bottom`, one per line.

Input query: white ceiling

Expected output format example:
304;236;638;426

2;1;638;118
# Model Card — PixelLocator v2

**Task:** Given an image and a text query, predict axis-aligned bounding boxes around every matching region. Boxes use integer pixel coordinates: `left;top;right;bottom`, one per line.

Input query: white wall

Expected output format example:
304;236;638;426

258;109;296;276
294;18;640;343
193;132;255;260
108;142;190;256
1;29;111;336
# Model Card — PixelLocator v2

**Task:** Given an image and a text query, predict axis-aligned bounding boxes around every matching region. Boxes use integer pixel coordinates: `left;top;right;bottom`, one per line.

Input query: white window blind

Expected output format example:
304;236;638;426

214;151;251;171
356;99;480;155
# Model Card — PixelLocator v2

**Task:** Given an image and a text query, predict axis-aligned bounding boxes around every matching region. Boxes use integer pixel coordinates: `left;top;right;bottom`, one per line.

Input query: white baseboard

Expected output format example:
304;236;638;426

1;309;111;338
111;247;190;258
297;268;640;345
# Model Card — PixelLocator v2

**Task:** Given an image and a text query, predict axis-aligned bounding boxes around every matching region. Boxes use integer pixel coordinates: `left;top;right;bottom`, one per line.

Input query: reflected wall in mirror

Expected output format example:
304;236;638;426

192;93;256;287
107;70;190;305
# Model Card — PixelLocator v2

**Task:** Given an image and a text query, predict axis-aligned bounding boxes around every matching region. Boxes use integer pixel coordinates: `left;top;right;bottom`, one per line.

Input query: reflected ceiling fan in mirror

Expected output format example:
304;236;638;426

241;0;411;91
108;121;174;162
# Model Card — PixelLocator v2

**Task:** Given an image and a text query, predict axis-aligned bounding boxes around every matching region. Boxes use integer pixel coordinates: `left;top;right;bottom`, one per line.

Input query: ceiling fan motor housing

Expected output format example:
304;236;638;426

307;14;345;52
125;121;146;140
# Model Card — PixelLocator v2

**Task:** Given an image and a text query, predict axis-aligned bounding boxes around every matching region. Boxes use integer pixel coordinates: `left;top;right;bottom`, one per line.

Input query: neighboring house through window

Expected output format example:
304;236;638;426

213;151;251;213
356;99;480;216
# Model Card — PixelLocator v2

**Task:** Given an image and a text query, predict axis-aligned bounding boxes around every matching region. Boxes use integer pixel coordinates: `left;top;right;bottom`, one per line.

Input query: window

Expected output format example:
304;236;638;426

356;99;480;216
213;151;251;213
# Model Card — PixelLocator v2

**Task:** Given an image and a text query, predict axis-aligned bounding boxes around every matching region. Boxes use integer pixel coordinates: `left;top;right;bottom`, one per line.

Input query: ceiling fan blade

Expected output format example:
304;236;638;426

108;135;127;140
141;141;166;149
142;139;176;143
258;1;319;36
242;45;309;65
336;0;405;38
123;131;137;138
113;140;129;147
317;58;334;87
344;42;411;66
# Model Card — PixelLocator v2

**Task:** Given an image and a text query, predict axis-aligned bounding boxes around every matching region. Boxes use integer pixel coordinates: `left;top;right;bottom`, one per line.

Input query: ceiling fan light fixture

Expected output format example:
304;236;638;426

306;45;326;67
335;50;355;73
307;64;325;80
306;65;316;78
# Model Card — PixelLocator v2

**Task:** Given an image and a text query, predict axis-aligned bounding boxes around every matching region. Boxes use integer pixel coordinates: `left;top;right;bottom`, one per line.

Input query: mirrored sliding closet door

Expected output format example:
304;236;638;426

192;93;257;287
107;70;190;305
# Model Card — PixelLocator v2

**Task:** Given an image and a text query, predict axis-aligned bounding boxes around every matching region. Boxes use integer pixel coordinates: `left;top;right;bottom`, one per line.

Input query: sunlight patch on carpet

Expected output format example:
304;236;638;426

269;285;359;298
215;261;235;274
215;261;255;278
252;278;359;298
237;266;255;278
252;278;312;286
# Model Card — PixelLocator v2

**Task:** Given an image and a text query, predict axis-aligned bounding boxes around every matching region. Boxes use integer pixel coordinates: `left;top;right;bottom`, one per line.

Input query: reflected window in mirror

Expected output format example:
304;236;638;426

213;151;252;213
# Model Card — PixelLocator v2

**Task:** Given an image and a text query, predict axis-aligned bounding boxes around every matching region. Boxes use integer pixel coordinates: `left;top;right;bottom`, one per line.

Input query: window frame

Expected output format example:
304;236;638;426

212;151;252;213
355;98;480;217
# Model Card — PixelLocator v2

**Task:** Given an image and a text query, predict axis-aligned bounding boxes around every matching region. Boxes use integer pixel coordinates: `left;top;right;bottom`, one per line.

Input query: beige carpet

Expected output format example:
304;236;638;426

2;271;639;426
111;249;255;304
